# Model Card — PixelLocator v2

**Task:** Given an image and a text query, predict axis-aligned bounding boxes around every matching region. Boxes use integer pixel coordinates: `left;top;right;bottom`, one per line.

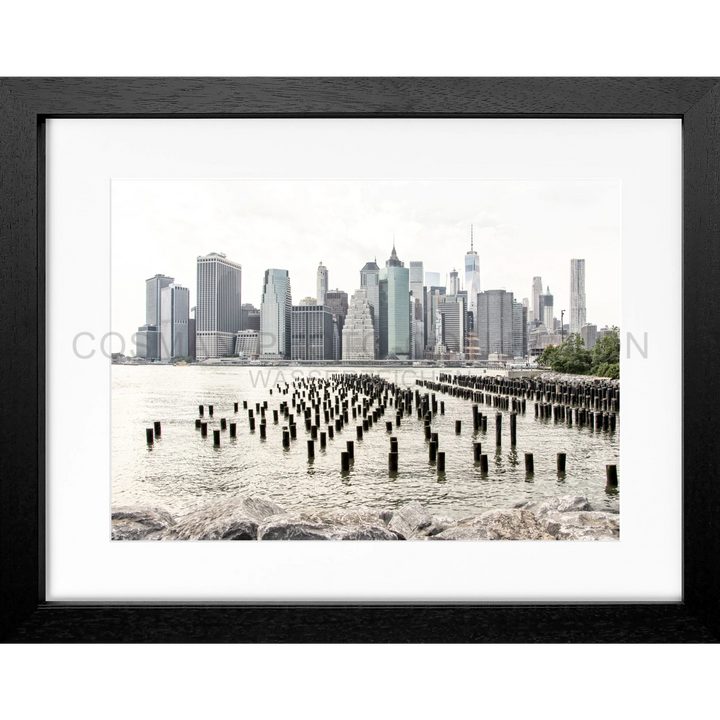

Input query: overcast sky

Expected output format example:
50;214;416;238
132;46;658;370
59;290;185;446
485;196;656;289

111;179;620;348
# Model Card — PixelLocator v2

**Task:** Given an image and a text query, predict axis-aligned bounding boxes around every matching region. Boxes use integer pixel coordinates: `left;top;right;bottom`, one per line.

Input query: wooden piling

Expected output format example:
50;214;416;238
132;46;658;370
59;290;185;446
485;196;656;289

146;428;154;444
199;405;204;417
525;453;534;474
195;418;201;428
282;427;290;447
259;422;266;439
455;420;462;434
230;423;236;438
209;405;214;416
510;413;516;445
437;452;446;472
357;425;363;439
480;454;488;473
220;418;226;430
201;422;208;437
606;464;618;487
341;451;350;471
320;431;326;448
213;429;220;446
307;440;314;458
429;441;437;462
389;452;398;472
346;440;354;459
234;402;238;412
473;442;482;462
557;452;566;474
495;413;502;446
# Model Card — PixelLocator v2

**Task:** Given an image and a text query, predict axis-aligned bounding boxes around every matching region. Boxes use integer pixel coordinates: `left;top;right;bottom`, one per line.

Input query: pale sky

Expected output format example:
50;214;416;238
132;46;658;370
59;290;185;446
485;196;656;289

111;179;620;349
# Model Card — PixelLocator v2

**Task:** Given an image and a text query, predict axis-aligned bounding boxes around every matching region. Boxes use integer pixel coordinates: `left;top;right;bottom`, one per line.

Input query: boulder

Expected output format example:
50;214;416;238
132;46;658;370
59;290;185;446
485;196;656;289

257;513;401;541
165;496;285;540
537;511;620;540
387;501;433;538
431;509;554;541
111;506;175;541
308;506;387;527
513;495;592;516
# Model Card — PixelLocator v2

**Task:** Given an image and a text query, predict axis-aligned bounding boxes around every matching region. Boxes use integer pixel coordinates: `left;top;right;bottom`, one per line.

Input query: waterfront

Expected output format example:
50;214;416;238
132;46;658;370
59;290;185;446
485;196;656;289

112;365;619;519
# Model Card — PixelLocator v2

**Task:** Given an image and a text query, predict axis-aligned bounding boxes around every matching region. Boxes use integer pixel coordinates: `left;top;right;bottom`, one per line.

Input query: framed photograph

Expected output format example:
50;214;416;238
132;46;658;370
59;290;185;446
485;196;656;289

1;78;718;642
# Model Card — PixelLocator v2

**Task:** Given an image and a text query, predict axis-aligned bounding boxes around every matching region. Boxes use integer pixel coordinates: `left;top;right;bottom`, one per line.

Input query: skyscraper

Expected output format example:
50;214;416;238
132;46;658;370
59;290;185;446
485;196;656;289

379;244;410;359
448;268;459;296
342;289;375;361
532;276;543;322
260;269;292;358
425;271;441;287
570;258;587;336
539;286;554;330
291;305;334;360
512;299;524;359
437;296;465;354
241;303;261;332
196;252;242;359
409;261;424;307
316;262;328;306
160;283;190;360
325;289;349;360
146;274;174;328
465;224;481;325
360;259;380;358
476;289;515;359
409;292;424;359
425;285;446;354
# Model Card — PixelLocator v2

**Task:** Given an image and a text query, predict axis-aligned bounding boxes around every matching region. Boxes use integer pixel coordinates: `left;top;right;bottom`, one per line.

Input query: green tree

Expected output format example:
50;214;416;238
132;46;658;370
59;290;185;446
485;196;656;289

591;326;620;378
538;334;592;375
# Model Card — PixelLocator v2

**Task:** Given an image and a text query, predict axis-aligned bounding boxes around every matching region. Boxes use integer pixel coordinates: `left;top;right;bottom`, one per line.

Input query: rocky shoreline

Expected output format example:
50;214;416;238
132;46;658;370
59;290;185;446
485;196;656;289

112;494;619;541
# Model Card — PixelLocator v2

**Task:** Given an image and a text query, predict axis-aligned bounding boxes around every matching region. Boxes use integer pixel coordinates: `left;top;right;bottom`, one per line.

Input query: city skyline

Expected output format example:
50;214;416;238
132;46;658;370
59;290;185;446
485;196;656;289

112;179;621;350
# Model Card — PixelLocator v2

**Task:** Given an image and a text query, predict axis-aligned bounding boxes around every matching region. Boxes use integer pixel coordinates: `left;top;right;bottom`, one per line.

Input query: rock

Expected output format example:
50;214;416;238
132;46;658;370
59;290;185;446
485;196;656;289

424;516;456;537
111;506;176;541
257;513;401;540
387;501;433;538
534;495;593;517
309;506;386;527
537;511;620;540
165;496;285;540
431;509;555;541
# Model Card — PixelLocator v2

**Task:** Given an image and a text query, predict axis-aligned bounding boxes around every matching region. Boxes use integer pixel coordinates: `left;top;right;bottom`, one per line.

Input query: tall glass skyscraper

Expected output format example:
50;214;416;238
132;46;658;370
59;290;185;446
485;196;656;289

379;244;410;359
146;274;174;327
196;253;242;359
260;268;292;358
570;258;587;336
464;225;481;324
316;262;328;305
160;283;190;360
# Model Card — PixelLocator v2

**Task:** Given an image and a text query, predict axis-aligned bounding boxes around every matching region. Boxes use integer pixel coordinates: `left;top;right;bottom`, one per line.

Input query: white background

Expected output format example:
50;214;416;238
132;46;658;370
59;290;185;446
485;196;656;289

48;117;679;603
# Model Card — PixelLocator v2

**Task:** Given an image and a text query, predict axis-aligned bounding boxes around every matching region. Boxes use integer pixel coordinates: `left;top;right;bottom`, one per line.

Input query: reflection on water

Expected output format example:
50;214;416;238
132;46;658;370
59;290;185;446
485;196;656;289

112;365;620;519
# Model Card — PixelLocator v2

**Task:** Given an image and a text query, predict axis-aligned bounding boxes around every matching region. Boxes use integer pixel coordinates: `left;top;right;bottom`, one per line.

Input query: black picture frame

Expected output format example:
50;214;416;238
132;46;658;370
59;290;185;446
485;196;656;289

1;77;718;643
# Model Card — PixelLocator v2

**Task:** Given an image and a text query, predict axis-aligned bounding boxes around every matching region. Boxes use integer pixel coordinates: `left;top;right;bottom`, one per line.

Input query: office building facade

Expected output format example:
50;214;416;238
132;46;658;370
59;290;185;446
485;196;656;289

260;268;292;358
379;245;410;359
316;262;329;306
291;305;334;361
465;225;481;327
196;252;242;359
476;289;515;359
325;289;349;360
342;289;375;361
360;260;380;358
146;274;174;328
160;284;190;360
136;325;160;359
532;276;543;322
437;296;465;354
581;323;597;350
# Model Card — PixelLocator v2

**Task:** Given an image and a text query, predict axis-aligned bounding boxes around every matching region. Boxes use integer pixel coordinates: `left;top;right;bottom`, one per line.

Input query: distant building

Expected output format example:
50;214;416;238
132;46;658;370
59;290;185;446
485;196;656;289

437;296;465;354
136;325;160;359
581;323;598;350
235;330;259;357
360;260;380;358
448;268;459;297
425;271;441;287
291;305;334;361
260;269;292;358
532;276;543;322
476;289;515;359
570;259;587;336
188;307;196;360
342;289;375;361
196;252;242;359
379;244;410;359
160;284;190;360
241;303;261;332
299;297;317;306
465;225;481;328
512;300;524;358
409;293;424;360
146;274;174;328
425;286;446;353
316;262;329;306
539;286;554;331
325;289;349;360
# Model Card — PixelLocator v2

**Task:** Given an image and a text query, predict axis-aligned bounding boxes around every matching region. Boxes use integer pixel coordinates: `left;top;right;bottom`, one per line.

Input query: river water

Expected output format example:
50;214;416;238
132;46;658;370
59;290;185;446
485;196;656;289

112;365;620;519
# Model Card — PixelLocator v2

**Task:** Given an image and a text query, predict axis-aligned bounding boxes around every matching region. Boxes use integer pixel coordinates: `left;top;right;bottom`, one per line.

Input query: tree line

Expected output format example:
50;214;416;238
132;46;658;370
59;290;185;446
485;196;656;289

539;326;620;379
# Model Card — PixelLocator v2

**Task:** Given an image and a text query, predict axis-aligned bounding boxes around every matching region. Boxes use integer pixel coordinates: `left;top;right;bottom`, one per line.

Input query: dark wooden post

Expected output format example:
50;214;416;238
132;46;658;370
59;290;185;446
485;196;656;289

146;428;154;444
557;452;566;474
525;452;534;474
